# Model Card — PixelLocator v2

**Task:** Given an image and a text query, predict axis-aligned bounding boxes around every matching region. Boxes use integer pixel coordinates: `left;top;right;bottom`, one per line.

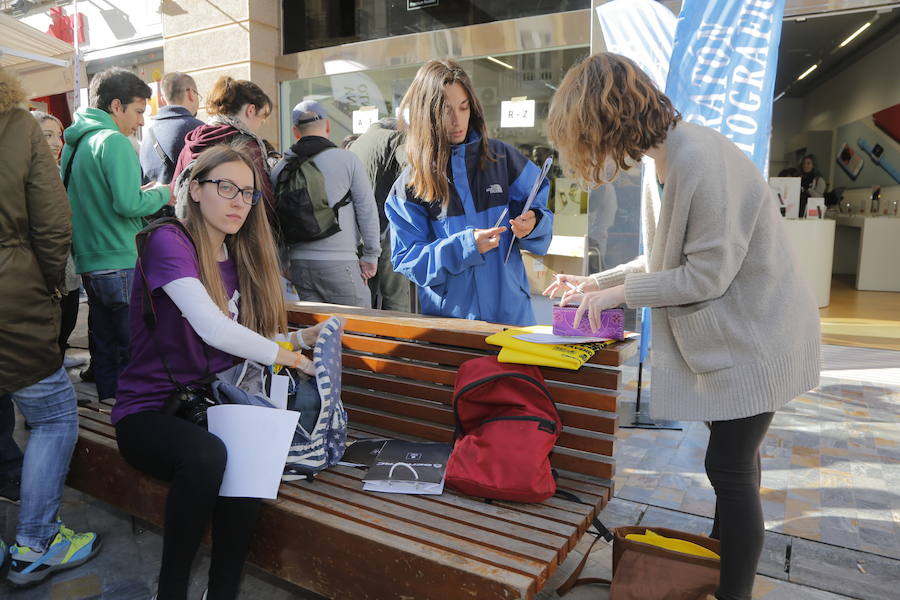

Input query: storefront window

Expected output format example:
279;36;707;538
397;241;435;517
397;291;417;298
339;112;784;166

282;0;591;54
280;45;640;309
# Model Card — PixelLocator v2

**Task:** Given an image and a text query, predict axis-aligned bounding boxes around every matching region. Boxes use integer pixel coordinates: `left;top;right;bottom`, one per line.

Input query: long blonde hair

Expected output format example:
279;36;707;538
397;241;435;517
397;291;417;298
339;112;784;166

400;59;494;207
547;53;680;185
182;144;287;337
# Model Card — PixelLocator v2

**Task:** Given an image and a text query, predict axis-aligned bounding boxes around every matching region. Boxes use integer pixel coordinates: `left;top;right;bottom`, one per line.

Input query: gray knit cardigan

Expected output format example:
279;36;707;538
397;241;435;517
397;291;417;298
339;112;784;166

592;122;820;421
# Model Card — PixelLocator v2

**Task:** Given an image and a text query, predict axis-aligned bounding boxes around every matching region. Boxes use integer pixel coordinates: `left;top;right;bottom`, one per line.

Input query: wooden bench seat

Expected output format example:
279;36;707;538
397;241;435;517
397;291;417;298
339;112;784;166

67;302;636;599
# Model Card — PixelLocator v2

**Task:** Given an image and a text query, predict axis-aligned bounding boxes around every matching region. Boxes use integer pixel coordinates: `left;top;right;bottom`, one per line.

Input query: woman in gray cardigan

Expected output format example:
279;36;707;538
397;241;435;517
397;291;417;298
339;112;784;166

544;53;820;600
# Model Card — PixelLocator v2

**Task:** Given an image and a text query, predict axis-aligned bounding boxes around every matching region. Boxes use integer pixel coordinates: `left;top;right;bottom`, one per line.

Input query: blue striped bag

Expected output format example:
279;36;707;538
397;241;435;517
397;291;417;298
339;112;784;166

282;316;348;481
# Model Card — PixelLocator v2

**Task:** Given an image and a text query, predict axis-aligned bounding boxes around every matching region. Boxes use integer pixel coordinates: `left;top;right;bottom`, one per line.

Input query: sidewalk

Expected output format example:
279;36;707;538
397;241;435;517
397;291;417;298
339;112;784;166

1;303;898;599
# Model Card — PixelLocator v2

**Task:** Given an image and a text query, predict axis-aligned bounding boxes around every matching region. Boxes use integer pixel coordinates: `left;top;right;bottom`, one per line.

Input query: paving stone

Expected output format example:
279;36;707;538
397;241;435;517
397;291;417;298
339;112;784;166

758;531;791;581
789;537;900;600
752;574;856;599
597;496;645;529
639;505;713;536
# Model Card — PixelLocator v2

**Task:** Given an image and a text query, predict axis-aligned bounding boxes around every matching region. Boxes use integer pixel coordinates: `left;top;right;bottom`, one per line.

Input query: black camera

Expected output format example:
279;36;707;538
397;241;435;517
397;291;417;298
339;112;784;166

162;386;218;427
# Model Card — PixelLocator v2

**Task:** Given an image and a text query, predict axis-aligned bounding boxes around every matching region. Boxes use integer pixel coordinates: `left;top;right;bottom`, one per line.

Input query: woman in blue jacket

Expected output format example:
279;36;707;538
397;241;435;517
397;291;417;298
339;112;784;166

386;59;552;326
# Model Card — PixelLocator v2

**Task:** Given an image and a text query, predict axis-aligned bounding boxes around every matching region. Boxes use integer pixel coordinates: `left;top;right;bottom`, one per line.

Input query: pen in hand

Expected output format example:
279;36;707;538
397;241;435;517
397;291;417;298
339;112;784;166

493;208;509;229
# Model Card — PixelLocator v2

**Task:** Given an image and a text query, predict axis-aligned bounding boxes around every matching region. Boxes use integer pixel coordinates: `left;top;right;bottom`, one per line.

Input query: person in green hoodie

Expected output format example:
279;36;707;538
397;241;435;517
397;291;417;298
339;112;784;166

61;67;171;402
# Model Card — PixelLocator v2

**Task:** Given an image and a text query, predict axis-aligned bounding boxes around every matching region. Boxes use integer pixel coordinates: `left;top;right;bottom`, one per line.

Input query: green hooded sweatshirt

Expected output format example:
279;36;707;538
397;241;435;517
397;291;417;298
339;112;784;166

61;107;169;273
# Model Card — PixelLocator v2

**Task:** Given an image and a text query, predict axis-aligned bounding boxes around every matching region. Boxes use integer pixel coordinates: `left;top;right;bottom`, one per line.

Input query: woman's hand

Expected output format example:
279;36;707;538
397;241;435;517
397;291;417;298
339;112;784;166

509;210;537;239
543;274;598;301
473;226;507;254
275;346;315;376
562;285;626;334
291;321;325;350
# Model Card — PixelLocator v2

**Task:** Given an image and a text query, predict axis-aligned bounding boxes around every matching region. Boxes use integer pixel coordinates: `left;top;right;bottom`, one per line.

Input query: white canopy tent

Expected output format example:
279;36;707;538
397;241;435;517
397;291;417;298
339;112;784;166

0;11;83;98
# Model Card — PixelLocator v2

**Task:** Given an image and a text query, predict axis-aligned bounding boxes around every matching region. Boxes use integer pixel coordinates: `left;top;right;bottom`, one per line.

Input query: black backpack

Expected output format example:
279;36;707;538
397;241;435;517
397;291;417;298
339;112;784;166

274;153;351;245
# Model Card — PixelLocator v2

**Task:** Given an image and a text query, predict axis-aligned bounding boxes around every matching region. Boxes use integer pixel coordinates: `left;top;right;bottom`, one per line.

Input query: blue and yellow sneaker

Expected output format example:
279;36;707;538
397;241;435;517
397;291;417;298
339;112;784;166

7;524;101;587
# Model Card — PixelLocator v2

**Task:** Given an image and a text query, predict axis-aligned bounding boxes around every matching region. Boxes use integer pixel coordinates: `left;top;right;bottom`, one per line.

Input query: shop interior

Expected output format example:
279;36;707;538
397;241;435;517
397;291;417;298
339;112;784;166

279;6;899;340
770;6;900;350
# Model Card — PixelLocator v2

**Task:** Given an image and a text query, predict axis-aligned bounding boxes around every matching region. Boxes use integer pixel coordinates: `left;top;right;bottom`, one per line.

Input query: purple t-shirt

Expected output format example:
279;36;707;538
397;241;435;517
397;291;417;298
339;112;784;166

112;225;239;425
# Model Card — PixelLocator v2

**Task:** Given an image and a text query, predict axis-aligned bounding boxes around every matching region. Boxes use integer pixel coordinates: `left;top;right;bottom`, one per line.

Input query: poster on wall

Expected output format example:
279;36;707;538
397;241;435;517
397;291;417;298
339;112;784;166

836;143;864;180
833;103;900;188
554;178;585;216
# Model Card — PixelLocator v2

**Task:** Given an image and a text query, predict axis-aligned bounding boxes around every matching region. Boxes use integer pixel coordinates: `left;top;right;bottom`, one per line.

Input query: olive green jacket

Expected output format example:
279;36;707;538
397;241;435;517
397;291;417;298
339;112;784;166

0;102;71;394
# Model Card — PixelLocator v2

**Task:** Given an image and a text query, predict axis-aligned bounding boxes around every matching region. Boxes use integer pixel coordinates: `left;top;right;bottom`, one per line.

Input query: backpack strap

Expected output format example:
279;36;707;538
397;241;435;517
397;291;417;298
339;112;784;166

556;532;612;596
553;485;614;595
146;126;175;173
135;216;189;332
62;134;88;190
135;217;212;389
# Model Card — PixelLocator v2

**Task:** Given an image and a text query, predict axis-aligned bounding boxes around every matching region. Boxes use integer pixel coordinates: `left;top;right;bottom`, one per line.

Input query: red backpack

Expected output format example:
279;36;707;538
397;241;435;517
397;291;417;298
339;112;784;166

445;356;561;503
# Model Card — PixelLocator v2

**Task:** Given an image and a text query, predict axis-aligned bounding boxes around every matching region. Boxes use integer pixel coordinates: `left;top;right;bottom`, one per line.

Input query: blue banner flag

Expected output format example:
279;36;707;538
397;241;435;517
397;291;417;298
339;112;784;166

596;0;678;364
664;0;785;175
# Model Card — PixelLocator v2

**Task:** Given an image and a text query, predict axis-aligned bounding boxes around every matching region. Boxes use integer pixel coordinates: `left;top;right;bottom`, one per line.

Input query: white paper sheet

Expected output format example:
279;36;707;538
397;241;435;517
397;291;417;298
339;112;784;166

207;405;299;499
269;374;290;410
513;332;615;344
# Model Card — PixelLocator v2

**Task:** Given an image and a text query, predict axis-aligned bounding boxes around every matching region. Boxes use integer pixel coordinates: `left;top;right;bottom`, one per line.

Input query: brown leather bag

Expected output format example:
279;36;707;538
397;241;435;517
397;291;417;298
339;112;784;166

558;526;721;599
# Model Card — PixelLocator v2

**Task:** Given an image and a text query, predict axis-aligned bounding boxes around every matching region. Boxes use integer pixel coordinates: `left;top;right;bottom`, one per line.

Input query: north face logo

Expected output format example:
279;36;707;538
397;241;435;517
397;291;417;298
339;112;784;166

486;184;503;194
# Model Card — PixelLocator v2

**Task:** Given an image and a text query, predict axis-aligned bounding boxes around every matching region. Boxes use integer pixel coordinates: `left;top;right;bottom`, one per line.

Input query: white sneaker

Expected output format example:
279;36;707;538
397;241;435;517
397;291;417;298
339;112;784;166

202;589;207;600
63;355;86;369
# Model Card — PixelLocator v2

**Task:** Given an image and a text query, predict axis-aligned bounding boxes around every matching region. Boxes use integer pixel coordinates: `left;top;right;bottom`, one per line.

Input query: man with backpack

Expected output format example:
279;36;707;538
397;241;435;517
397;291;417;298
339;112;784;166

349;117;410;312
272;100;380;307
139;71;203;185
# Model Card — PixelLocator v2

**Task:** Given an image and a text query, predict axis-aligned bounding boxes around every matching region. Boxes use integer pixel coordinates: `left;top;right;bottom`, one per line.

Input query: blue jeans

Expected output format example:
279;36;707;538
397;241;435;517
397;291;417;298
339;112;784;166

83;268;133;400
9;367;78;550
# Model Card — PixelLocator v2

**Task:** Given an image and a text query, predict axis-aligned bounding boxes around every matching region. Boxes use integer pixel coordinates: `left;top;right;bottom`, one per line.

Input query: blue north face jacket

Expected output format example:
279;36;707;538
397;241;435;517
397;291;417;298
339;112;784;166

386;132;552;326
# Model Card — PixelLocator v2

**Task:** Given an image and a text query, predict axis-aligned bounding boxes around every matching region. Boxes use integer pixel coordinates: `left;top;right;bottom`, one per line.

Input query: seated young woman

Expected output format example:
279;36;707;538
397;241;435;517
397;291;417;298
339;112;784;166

112;144;321;600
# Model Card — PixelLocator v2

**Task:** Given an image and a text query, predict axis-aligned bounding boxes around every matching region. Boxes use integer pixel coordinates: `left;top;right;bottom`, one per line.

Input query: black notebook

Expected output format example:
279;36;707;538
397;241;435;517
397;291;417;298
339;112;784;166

362;440;452;495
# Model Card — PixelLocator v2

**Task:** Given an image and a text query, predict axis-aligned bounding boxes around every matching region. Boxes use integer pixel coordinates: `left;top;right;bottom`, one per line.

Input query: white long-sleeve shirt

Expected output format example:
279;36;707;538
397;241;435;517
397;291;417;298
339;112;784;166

162;277;280;365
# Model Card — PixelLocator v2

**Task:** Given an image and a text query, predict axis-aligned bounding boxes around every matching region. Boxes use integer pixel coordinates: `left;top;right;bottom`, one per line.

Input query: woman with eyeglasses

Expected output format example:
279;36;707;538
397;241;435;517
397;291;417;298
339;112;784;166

114;145;322;600
172;76;276;218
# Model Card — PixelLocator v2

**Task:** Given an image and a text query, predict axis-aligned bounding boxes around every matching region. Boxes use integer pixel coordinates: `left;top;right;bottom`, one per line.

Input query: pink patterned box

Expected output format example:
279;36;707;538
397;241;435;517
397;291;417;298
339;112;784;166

551;306;625;340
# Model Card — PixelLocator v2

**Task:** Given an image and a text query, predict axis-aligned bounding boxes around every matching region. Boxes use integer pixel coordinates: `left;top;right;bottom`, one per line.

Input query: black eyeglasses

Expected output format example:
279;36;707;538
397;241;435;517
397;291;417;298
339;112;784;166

198;179;261;206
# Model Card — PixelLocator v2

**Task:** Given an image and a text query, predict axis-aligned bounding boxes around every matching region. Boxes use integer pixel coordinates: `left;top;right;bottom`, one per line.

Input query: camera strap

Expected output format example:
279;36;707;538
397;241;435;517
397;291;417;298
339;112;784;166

136;218;214;391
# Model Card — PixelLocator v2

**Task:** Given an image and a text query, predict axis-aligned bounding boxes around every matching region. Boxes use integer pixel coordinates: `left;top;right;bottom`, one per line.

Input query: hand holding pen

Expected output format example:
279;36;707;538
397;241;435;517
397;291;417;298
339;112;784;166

542;274;598;303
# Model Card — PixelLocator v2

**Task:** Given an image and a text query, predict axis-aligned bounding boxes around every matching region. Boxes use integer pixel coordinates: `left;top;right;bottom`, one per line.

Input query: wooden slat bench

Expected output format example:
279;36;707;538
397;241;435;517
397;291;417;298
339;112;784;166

67;302;636;599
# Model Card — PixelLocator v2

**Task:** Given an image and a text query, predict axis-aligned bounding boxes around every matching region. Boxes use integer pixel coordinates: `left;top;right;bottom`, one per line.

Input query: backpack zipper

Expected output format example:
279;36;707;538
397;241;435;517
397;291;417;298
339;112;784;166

454;372;553;404
453;372;556;437
477;415;558;434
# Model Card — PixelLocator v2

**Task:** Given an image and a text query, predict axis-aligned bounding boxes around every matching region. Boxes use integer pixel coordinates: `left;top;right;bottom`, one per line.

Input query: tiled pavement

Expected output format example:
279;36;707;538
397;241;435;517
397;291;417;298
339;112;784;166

1;299;898;598
613;344;900;562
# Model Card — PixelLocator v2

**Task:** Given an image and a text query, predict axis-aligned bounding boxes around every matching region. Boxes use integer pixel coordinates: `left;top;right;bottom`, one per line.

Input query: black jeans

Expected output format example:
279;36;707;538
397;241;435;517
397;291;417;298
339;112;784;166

0;394;23;482
116;411;261;600
706;411;774;600
58;289;80;358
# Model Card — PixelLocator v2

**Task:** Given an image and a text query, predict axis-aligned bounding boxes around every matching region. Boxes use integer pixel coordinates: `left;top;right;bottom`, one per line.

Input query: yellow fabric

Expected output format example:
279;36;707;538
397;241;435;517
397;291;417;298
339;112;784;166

272;340;293;374
485;326;614;370
625;529;720;559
